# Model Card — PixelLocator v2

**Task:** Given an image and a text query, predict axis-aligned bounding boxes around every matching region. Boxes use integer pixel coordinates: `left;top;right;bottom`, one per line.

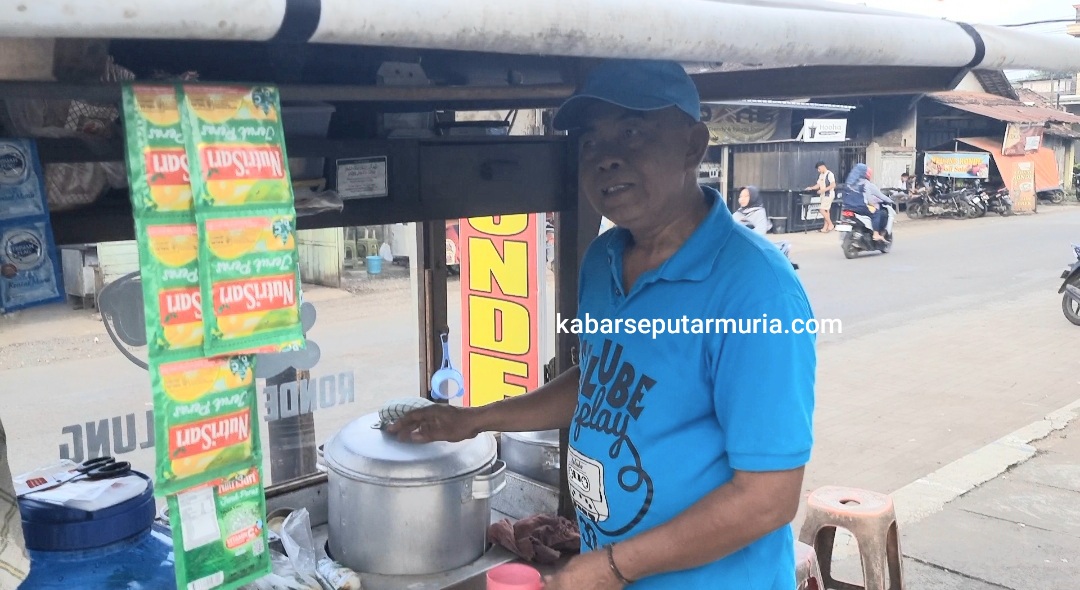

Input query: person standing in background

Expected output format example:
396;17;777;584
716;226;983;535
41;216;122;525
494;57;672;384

806;161;836;233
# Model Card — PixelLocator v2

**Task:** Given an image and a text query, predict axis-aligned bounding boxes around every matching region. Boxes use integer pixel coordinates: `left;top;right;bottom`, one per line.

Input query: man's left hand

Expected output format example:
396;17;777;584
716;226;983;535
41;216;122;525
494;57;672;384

543;550;625;590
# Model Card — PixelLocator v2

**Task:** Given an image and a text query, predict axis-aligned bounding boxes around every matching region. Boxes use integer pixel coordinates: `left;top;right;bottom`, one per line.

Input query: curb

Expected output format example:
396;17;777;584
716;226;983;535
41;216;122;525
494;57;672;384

829;398;1080;559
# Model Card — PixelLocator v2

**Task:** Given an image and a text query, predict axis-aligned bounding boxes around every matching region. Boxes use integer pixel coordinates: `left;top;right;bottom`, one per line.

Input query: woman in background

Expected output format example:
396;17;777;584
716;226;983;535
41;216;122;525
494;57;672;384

734;186;792;259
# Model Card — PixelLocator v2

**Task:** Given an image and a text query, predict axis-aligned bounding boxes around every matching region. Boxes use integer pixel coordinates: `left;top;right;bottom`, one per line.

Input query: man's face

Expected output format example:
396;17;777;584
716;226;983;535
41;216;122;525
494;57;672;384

577;102;707;230
817;165;827;174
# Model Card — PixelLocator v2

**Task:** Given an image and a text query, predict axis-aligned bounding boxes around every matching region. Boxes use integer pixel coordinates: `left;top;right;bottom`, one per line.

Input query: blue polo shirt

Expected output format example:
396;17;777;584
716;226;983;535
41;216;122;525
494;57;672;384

568;186;816;589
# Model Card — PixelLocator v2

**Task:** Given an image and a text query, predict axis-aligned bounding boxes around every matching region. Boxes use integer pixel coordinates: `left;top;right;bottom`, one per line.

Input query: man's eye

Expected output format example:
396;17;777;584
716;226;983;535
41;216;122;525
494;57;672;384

624;128;640;137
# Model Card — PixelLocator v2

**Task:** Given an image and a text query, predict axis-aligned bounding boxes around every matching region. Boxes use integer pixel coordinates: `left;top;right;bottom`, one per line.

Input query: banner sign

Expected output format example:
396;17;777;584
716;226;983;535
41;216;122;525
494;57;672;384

800;118;848;142
459;214;541;407
1002;123;1045;156
1011;161;1037;212
923;152;990;178
700;105;791;145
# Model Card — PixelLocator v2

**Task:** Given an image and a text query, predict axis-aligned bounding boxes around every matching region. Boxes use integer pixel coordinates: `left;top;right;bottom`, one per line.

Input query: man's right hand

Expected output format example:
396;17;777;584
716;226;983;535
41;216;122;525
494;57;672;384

385;404;484;443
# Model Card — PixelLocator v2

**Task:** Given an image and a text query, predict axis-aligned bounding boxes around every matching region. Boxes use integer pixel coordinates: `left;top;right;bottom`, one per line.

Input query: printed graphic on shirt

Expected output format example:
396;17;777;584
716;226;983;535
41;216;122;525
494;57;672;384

567;446;610;522
571;337;657;548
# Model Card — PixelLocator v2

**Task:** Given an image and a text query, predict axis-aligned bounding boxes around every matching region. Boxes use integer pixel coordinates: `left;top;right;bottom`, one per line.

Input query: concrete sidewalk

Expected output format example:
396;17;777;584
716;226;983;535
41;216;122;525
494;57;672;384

826;413;1080;590
897;415;1080;589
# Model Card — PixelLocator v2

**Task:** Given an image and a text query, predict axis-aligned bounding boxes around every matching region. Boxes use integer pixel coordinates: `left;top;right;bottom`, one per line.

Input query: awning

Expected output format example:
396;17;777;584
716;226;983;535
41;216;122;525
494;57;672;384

928;91;1080;125
955;136;1061;192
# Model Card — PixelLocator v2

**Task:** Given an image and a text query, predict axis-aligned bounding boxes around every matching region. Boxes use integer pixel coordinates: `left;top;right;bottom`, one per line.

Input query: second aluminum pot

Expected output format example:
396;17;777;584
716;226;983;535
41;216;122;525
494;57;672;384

499;430;560;487
323;410;506;576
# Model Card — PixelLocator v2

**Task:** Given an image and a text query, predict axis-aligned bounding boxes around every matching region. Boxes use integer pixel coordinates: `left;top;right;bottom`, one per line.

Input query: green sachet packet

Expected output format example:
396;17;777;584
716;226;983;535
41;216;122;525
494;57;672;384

177;83;305;357
167;464;271;590
122;84;205;361
150;352;262;496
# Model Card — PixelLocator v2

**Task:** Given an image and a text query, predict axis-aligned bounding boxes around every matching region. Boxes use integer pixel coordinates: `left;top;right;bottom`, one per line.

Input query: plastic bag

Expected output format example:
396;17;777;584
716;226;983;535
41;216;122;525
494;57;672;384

294;188;344;217
280;508;318;575
242;550;321;590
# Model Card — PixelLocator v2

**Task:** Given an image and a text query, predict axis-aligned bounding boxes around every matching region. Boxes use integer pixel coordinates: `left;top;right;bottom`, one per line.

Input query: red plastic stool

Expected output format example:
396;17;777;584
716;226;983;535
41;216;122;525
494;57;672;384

798;486;904;590
796;541;824;590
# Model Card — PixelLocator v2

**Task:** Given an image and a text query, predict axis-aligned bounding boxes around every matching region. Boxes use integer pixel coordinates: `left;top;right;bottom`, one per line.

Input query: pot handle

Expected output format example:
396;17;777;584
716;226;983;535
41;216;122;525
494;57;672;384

469;460;507;502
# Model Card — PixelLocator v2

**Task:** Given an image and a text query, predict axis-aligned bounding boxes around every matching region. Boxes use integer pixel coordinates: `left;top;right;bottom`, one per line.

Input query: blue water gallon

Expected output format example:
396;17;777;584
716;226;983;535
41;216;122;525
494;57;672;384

366;255;383;274
17;471;177;590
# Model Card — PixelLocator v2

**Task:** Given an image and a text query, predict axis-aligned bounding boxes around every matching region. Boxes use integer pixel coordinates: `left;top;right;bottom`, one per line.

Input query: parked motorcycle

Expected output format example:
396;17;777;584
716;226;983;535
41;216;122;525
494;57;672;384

1060;243;1080;326
979;184;1014;216
908;180;972;219
963;188;987;218
837;203;895;259
1039;187;1066;205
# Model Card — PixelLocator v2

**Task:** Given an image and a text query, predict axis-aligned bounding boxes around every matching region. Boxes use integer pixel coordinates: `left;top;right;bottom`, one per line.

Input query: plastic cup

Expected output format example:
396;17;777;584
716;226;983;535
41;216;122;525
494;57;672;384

486;563;543;590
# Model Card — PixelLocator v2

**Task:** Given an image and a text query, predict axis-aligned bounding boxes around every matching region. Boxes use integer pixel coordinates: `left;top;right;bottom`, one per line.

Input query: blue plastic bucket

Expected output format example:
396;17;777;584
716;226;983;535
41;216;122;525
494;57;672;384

366;255;383;274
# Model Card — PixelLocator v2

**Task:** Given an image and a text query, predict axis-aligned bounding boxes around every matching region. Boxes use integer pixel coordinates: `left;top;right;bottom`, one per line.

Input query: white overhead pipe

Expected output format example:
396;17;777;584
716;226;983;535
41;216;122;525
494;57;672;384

312;0;1080;71
0;1;287;40
1;0;1079;72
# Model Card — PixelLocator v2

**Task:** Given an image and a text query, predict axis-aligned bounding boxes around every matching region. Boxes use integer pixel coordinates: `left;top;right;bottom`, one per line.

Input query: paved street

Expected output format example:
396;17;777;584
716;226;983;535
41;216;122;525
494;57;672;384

2;205;1079;589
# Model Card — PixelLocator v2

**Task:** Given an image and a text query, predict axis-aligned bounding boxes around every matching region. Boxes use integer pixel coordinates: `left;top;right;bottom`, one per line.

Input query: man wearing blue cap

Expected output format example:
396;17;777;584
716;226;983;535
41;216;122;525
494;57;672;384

388;59;816;589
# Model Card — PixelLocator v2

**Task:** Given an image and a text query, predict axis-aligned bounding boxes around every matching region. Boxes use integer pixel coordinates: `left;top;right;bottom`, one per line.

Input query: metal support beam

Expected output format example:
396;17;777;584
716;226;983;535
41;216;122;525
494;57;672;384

695;66;967;102
0;80;574;111
553;137;602;521
415;220;449;400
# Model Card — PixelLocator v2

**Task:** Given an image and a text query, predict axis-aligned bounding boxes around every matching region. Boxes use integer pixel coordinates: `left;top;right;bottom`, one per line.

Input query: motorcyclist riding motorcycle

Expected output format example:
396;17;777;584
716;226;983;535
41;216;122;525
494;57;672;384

734;185;794;261
841;163;893;243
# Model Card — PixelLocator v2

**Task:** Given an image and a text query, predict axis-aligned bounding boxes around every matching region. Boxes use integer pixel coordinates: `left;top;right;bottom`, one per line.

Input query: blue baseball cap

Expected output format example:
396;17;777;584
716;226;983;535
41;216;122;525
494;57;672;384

552;59;702;131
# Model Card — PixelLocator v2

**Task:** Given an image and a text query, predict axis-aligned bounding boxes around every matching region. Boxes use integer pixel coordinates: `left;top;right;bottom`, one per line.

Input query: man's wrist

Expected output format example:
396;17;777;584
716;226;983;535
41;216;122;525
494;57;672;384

609;536;657;582
606;543;635;586
460;404;492;437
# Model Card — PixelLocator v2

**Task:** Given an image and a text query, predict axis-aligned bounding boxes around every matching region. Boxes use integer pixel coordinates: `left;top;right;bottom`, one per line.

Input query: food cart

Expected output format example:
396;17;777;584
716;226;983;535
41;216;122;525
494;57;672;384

3;2;1079;589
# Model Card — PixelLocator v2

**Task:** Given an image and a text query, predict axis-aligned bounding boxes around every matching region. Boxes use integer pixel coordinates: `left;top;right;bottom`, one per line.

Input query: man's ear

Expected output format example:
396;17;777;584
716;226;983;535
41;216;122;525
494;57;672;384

686;121;710;169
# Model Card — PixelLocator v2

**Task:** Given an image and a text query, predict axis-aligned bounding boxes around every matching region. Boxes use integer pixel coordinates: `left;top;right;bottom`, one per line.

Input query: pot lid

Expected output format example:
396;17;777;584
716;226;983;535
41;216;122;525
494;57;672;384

502;429;560;445
323;411;497;483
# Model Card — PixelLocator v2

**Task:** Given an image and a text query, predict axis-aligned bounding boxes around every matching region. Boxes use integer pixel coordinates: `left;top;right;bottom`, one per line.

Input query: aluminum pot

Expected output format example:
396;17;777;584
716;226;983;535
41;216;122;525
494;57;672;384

323;410;506;576
499;430;560;487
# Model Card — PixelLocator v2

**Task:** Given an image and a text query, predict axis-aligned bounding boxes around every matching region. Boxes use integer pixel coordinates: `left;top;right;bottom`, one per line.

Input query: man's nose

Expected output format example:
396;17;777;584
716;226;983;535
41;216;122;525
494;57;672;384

596;153;624;173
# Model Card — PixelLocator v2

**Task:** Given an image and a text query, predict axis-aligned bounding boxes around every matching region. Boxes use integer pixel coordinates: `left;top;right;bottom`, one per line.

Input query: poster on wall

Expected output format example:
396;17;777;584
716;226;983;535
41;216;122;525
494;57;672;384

923;152;990;178
1002;123;1045;156
458;214;542;407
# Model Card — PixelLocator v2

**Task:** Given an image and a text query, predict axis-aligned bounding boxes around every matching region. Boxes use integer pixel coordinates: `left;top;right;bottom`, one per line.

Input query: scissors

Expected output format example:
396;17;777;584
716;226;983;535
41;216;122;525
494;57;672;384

73;456;132;480
18;456;132;497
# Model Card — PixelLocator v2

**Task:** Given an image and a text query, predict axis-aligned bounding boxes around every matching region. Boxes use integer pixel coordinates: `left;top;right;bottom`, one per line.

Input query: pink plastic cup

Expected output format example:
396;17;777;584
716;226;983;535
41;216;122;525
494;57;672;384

486;563;544;590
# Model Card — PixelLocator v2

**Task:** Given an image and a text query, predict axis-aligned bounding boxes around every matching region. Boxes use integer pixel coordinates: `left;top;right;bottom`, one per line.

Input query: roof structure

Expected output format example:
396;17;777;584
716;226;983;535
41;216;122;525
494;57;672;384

926;91;1080;125
973;70;1020;100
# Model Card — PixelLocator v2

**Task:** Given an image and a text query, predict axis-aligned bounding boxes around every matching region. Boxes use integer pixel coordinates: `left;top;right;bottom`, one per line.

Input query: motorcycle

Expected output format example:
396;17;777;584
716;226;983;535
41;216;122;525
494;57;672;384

1039;186;1066;205
837;202;895;259
962;187;987;218
738;218;799;270
1060;243;1080;326
980;184;1014;217
907;180;971;219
